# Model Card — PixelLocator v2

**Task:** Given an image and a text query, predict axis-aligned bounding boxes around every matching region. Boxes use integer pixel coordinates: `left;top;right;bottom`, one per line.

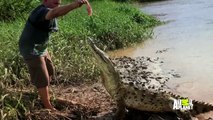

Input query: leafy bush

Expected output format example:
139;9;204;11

84;2;161;50
0;0;39;21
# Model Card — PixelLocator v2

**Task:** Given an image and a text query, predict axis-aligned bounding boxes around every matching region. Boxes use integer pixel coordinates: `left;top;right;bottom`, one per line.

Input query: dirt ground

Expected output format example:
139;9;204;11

24;81;213;120
24;80;114;120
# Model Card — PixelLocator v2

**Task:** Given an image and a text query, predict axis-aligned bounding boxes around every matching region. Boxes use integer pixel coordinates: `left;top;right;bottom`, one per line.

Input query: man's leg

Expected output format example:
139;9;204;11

25;56;55;110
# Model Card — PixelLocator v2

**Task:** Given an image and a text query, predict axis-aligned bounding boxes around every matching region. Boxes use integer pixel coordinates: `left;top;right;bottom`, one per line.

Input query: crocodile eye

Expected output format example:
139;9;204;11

151;86;154;89
129;82;134;86
134;87;138;90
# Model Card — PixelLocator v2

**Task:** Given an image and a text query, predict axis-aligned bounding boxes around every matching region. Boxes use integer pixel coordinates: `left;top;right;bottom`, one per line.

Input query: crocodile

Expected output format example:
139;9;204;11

87;38;213;120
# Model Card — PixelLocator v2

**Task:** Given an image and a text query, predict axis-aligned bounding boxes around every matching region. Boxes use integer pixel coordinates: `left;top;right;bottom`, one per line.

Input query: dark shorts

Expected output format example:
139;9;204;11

24;53;55;88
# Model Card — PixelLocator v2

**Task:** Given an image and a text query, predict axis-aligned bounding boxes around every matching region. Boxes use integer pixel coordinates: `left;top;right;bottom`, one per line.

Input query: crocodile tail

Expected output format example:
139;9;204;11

190;100;213;116
166;91;213;116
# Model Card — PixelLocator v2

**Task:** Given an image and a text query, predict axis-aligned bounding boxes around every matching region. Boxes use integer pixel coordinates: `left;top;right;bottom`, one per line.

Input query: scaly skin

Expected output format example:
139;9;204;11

87;38;213;120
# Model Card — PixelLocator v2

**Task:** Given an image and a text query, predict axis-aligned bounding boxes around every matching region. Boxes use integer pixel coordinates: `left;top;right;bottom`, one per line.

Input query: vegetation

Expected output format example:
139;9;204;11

145;0;167;1
0;0;40;21
112;0;166;2
0;0;161;119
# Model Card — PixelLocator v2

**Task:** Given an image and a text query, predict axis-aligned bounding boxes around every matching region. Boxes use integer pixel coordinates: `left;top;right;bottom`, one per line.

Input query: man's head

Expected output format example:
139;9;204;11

43;0;61;8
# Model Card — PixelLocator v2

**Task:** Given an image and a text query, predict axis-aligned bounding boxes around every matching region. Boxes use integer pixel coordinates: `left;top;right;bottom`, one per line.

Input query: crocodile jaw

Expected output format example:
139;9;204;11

87;38;120;98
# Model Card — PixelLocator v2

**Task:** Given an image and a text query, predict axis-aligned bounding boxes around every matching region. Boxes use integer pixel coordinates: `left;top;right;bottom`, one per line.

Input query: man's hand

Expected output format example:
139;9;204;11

76;0;92;16
76;0;87;7
45;0;91;20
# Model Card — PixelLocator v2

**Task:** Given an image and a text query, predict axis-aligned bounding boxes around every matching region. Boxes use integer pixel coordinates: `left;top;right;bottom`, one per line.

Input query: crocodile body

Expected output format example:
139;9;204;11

87;38;213;120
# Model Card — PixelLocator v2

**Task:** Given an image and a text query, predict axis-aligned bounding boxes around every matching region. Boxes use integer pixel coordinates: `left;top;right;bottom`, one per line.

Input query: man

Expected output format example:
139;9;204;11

19;0;89;110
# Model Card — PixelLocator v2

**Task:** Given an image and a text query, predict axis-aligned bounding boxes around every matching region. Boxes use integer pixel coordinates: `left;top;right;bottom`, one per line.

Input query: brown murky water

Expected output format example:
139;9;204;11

109;0;213;103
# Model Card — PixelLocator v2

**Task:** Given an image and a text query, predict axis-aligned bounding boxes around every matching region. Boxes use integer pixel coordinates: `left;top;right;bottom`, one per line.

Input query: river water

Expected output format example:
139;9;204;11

109;0;213;103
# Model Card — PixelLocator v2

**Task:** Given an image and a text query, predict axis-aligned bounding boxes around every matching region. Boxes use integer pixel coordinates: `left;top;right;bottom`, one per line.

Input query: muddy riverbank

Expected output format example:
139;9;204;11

109;0;213;104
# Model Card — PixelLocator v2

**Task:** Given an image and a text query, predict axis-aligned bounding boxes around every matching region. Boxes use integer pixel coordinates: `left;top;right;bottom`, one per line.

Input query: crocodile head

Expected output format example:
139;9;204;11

87;38;121;99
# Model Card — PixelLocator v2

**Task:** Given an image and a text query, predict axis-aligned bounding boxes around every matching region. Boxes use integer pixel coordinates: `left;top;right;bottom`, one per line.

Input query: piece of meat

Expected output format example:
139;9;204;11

86;1;92;16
